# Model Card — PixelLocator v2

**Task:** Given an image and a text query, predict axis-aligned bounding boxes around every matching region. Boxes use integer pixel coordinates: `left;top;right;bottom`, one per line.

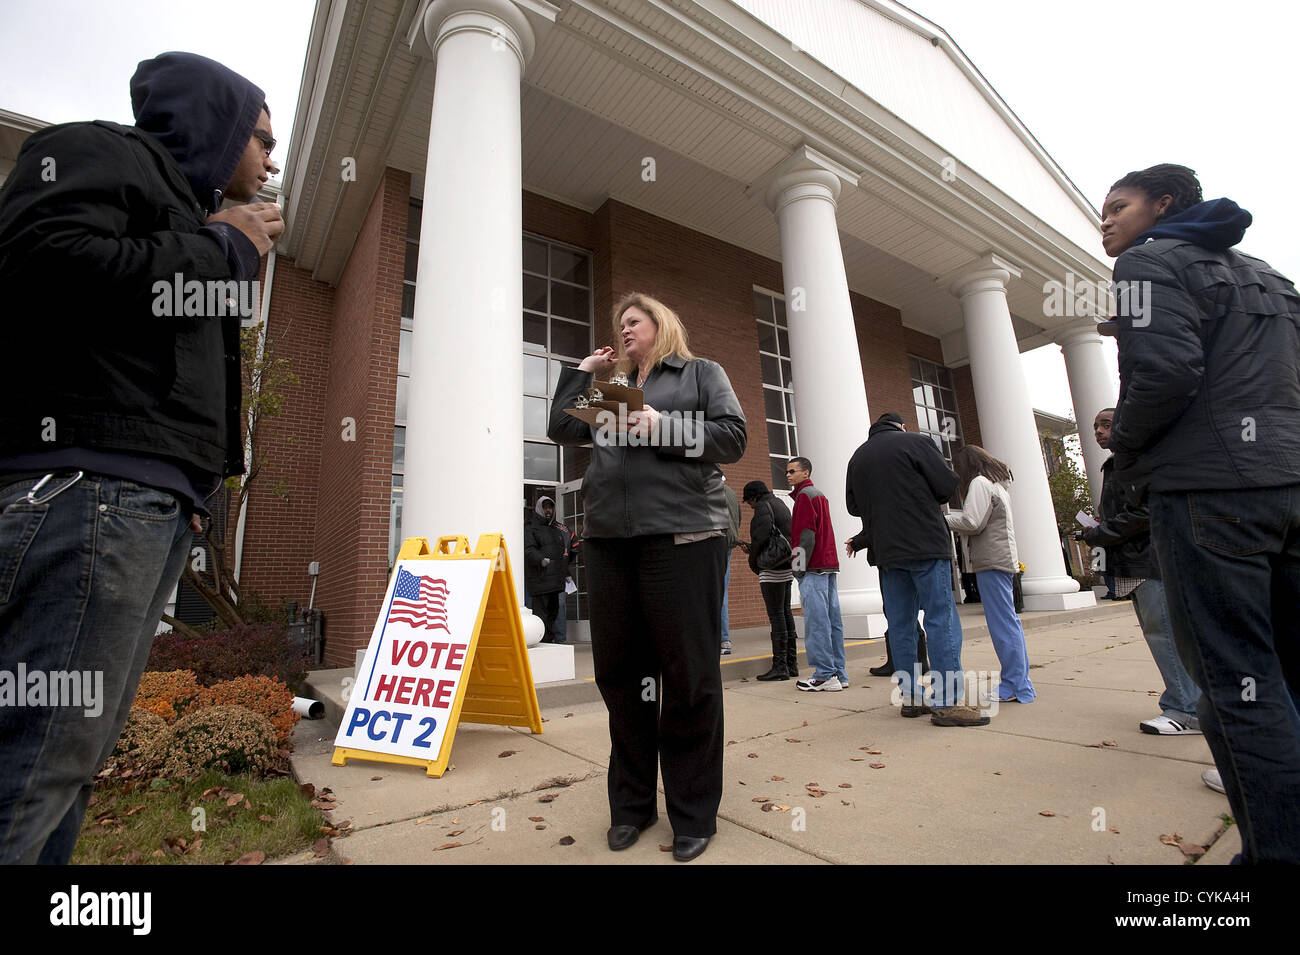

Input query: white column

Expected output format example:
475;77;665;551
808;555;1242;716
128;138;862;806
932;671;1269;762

405;0;540;600
1056;322;1117;508
951;255;1093;611
765;150;885;636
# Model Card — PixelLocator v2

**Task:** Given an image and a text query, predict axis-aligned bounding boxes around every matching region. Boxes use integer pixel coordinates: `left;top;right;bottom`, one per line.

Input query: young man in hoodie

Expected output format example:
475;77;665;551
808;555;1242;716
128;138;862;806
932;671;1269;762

0;52;281;864
1102;163;1300;863
786;457;849;691
524;495;578;644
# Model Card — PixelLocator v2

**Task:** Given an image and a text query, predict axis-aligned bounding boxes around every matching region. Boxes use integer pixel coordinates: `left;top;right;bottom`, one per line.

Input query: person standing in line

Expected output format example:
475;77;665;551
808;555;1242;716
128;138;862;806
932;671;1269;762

547;292;746;862
741;481;797;681
524;495;577;644
1101;163;1300;862
720;477;740;655
787;457;849;691
1082;408;1200;735
946;445;1036;704
844;413;990;726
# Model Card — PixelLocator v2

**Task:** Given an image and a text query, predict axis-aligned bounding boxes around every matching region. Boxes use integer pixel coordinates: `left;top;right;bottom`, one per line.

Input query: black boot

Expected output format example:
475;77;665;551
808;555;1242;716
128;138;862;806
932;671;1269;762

785;629;799;681
869;628;895;677
917;624;931;676
756;631;788;681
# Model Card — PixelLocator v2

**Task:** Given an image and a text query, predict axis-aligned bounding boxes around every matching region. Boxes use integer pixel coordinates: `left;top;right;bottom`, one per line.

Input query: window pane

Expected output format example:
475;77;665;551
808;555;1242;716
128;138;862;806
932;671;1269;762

550;319;590;360
760;353;780;386
523;395;547;436
551;247;588;285
785;391;796;423
550;282;589;322
524;273;548;313
770;457;787;488
402;284;416;319
523;312;547;348
398;328;412;377
773;297;787;327
922;384;936;408
788;425;798;456
764;388;785;421
524;442;558;481
908;357;921;381
550;358;576;388
767;421;787;456
780;358;792;389
753;290;773;322
777;327;790;359
392;426;405;472
523;237;547;274
404;243;419;283
524;353;547;395
407;203;422;242
395;376;408;421
757;321;777;353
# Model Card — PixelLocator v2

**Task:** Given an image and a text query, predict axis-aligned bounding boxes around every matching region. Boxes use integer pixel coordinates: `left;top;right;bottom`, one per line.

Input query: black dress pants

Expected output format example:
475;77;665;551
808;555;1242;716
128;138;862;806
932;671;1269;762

584;535;727;837
760;580;795;633
533;590;560;642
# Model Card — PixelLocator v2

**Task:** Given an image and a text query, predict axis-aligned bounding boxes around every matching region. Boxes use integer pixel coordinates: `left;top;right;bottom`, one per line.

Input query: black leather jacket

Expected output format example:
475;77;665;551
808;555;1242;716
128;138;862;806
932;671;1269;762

1110;237;1300;492
547;354;746;538
1082;457;1156;579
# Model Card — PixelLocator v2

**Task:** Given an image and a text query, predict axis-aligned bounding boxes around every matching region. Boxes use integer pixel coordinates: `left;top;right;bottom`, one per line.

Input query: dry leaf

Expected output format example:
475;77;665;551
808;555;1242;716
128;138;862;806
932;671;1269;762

1085;743;1103;748
1109;827;1120;834
760;803;775;812
435;842;463;851
243;799;252;810
751;796;771;803
770;775;785;781
1160;833;1182;846
123;850;142;864
414;816;431;825
370;776;383;781
447;829;465;837
785;738;801;743
850;757;865;761
535;825;546;830
869;763;886;769
312;838;330;857
226;793;244;807
235;850;266;865
258;814;274;822
1101;739;1118;747
802;721;808;726
529;816;545;822
298;783;315;799
865;749;882;754
841;800;851;806
124;804;147;817
498;750;517;758
538;794;557;803
150;849;164;858
1179;843;1207;858
838;783;852;788
558;836;575;846
747;753;759;758
1039;810;1057;817
659;844;673;852
565;713;574;718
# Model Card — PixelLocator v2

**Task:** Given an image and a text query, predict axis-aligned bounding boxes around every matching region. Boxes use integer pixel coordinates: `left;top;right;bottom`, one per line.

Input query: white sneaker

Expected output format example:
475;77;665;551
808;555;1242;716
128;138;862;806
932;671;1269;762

1140;714;1202;736
720;641;733;656
1202;769;1226;794
795;676;842;692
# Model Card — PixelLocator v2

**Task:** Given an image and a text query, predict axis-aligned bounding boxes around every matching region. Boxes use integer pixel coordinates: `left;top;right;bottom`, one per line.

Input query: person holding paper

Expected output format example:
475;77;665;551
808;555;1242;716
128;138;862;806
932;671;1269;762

524;495;577;644
547;292;746;863
946;445;1036;704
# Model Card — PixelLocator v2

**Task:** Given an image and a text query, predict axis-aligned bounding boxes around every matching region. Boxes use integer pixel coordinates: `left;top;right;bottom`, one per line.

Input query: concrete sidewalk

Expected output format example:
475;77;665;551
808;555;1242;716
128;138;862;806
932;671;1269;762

285;602;1239;865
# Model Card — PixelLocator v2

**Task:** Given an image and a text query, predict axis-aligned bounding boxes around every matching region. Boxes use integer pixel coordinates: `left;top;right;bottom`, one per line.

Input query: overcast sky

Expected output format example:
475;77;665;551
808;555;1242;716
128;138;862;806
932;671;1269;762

3;0;1293;426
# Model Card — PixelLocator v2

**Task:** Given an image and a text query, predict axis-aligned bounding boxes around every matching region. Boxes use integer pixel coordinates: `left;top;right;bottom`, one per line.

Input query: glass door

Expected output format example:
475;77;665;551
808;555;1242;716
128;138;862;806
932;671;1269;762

556;478;589;641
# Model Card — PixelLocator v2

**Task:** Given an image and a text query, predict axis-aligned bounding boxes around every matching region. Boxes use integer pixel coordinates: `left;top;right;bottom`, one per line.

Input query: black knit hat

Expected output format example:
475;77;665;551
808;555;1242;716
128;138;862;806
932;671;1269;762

876;411;905;426
742;480;769;502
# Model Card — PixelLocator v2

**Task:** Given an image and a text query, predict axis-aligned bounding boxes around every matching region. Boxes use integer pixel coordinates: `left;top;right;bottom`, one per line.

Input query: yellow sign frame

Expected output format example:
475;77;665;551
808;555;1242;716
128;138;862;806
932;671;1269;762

331;533;543;777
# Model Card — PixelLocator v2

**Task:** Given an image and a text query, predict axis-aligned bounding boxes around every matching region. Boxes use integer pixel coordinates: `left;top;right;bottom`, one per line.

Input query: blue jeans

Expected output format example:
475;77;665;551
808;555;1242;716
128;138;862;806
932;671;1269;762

1129;578;1200;724
0;473;192;864
720;561;731;643
797;572;846;683
1151;487;1300;865
975;570;1035;702
880;559;965;707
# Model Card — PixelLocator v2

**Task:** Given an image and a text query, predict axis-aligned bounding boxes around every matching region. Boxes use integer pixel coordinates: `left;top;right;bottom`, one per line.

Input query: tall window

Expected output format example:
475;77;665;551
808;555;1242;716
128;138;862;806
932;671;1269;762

910;355;964;466
754;288;798;488
390;202;420;564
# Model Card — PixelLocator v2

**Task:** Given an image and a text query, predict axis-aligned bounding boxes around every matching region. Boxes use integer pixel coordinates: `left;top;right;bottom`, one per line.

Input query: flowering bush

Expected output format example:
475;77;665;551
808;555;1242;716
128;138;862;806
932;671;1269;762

102;709;169;778
132;670;202;723
162;705;279;778
195;675;300;748
147;623;309;689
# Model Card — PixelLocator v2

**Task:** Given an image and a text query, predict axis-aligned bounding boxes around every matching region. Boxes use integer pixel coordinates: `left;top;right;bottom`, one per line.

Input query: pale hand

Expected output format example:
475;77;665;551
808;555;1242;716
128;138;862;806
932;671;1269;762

626;404;660;437
207;202;284;256
578;346;618;375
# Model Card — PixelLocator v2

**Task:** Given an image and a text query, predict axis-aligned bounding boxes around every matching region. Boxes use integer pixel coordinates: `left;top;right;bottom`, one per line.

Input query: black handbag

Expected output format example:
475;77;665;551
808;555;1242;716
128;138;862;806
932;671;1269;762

756;501;793;570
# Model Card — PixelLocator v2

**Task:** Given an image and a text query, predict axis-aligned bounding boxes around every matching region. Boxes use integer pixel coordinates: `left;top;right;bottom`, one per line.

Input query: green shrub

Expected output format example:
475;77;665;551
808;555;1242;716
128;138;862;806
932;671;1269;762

162;705;279;778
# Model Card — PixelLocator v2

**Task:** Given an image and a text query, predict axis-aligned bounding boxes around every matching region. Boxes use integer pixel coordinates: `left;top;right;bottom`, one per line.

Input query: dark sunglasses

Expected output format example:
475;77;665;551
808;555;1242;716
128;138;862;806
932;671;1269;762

252;129;277;155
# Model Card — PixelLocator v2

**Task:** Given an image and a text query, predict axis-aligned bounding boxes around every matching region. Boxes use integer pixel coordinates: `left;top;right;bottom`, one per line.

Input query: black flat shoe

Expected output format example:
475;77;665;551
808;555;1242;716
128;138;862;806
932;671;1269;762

672;835;710;862
607;816;657;851
868;662;892;677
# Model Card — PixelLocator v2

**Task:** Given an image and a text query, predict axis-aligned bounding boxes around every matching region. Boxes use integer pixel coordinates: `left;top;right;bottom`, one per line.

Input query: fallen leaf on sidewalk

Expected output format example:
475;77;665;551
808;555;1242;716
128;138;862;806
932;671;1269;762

565;713;574;718
1039;810;1057;817
869;763;886;769
1109;827;1120;834
370;776;383;781
850;757;865;761
785;738;801;743
447;829;464;837
751;796;771;803
1160;833;1182;846
802;721;808;727
435;842;463;851
298;783;315;799
558;836;575;846
414;816;431;824
535;825;546;830
529;816;545;822
235;850;265;865
538;793;557;803
770;775;784;781
1102;739;1118;747
659;844;673;851
838;783;852;788
312;838;330;857
747;753;758;758
498;750;517;758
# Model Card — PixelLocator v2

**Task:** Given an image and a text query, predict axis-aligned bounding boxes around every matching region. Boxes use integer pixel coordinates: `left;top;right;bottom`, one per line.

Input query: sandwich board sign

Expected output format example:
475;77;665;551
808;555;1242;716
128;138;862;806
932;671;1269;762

332;533;543;777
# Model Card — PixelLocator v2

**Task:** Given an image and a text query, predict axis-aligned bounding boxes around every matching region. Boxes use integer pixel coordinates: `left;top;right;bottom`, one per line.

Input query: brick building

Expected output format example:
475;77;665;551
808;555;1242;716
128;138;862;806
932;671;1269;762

234;0;1118;666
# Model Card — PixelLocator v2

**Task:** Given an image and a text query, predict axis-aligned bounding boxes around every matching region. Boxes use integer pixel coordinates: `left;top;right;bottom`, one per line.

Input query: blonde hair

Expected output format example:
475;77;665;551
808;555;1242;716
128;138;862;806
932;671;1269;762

611;292;695;376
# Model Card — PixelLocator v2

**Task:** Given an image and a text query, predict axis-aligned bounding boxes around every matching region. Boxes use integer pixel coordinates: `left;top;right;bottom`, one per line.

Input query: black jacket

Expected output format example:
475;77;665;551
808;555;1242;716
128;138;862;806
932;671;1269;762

0;53;265;481
845;420;959;568
1109;201;1300;492
524;506;577;596
1082;457;1156;579
547;355;746;538
746;491;792;575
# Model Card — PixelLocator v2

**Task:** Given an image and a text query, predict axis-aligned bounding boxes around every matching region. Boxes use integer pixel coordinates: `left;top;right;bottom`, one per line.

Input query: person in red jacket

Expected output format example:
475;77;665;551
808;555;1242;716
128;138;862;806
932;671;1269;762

786;457;848;690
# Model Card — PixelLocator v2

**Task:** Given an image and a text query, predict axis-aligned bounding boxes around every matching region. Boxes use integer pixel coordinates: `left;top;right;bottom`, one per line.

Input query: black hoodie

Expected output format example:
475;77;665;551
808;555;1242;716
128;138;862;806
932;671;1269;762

0;52;267;489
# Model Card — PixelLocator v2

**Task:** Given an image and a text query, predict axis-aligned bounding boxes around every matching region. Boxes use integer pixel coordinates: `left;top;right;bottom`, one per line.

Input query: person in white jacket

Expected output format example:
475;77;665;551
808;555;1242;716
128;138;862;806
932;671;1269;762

946;446;1036;703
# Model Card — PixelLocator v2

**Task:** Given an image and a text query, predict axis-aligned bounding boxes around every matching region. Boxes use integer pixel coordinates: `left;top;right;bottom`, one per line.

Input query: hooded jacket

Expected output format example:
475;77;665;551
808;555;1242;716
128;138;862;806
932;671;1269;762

0;52;266;485
789;479;839;573
845;419;959;568
743;484;792;575
1109;198;1300;492
524;496;577;595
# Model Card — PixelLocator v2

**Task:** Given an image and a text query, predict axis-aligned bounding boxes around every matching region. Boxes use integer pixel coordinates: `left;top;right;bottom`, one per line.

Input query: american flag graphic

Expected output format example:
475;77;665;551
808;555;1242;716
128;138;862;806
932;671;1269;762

387;568;450;631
